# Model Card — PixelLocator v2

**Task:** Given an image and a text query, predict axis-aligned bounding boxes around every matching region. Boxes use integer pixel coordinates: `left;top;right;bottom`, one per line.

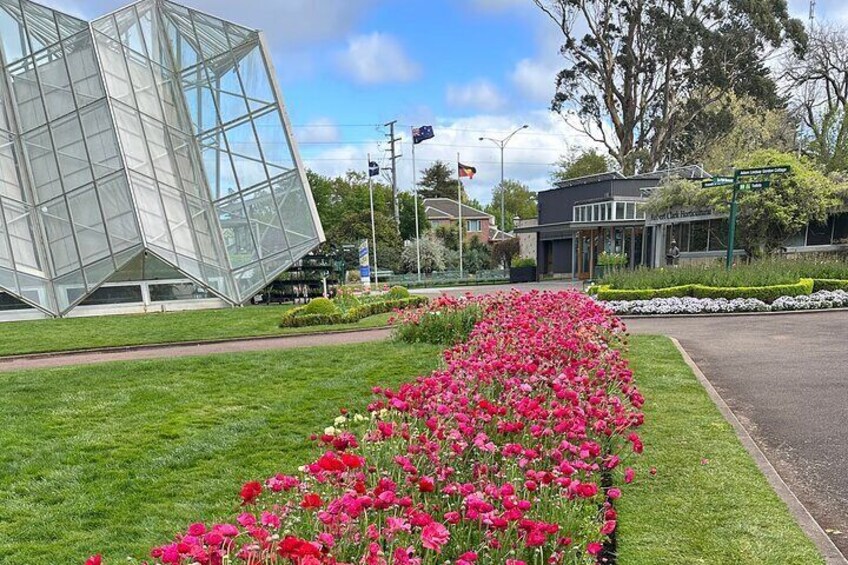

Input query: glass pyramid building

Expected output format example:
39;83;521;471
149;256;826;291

0;0;324;316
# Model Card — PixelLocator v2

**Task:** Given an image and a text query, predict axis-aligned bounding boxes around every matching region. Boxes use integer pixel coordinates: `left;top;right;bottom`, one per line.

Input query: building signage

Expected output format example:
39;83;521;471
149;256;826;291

647;208;718;223
702;177;734;188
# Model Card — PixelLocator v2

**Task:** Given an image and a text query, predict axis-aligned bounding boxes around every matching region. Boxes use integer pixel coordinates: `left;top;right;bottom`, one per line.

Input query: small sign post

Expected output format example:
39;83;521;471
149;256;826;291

703;166;791;270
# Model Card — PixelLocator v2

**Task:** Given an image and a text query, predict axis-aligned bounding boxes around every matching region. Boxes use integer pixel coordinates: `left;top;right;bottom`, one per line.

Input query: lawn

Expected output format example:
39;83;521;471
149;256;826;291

0;306;393;357
0;335;823;565
0;341;442;565
617;336;824;564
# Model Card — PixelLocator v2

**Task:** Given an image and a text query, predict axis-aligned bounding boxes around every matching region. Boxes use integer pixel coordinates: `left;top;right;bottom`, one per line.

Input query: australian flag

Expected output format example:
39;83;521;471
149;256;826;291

412;125;435;145
368;160;380;177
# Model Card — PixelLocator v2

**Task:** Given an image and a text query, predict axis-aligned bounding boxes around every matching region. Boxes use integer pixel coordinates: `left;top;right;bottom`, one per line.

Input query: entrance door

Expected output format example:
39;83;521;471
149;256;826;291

576;229;596;280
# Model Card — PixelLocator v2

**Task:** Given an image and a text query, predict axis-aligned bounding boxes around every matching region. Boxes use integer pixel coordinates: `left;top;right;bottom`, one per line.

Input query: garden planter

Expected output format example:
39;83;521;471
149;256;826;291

509;265;537;283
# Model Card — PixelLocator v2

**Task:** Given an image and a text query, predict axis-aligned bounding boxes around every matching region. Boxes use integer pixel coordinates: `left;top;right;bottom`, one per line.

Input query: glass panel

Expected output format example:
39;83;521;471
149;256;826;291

244;184;285;258
17;270;51;311
41;197;79;275
215;194;256;268
54;268;84;311
64;32;105;107
806;218;833;246
0;266;17;294
615;202;625;221
200;136;238;199
151;63;186;129
253;109;294;176
150;281;210;302
200;261;231;295
0;135;26;201
141;114;178;187
159;185;195;258
225;120;266;190
80;284;142;305
51;112;92;192
22;126;61;202
191;11;233;60
181;71;218;134
272;171;317;247
689;220;709;252
114;5;145;55
129;171;171;250
113;104;152;176
0;290;31;310
97;174;140;252
8;57;46;132
68;185;110;266
33;44;74;121
708;219;728;251
136;1;166;68
55;12;86;41
233;263;264;300
21;0;60;53
0;1;27;63
262;251;294;282
169;128;202;197
206;57;249;124
186;195;223;265
124;46;161;120
83;254;117;291
236;44;275;109
93;31;134;107
79;102;122;179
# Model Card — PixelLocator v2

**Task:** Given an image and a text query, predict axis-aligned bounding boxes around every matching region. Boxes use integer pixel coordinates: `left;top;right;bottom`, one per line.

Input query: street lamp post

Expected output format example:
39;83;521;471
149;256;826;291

479;124;529;232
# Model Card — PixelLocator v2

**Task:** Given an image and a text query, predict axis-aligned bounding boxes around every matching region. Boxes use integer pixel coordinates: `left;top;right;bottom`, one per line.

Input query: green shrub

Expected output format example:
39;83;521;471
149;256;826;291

387;286;410;299
511;257;536;268
394;305;484;346
303;297;339;316
812;279;848;292
280;296;428;328
594;279;814;303
690;279;813;302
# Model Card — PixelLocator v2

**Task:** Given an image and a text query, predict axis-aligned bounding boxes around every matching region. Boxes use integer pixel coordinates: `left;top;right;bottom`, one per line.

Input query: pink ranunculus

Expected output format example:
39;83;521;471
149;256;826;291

420;521;450;552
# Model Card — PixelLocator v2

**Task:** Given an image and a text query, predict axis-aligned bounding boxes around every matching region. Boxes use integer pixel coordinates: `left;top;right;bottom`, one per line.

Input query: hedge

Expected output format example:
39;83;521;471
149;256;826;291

812;278;848;292
594;278;815;303
280;295;428;328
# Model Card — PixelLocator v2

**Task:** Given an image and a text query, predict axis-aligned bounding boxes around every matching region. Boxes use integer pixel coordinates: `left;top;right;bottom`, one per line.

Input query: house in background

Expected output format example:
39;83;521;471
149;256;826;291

423;198;513;244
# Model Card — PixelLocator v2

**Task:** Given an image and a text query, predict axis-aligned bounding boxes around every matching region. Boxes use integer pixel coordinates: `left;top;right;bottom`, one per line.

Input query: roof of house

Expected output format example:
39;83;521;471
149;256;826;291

423;198;492;221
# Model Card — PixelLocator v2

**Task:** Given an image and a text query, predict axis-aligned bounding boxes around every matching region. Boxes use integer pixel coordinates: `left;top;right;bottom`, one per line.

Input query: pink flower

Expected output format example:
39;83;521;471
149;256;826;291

624;467;635;483
421;522;450;552
587;541;603;555
187;523;206;536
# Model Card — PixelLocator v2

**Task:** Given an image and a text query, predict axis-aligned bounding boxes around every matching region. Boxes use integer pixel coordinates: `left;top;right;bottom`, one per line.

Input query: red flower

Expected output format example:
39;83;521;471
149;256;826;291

300;492;323;509
85;556;102;565
239;481;262;505
418;476;435;493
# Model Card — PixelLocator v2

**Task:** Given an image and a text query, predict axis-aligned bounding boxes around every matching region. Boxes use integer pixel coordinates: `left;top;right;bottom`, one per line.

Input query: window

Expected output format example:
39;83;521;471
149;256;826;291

616;202;625;221
467;219;482;232
689;221;709;252
807;218;834;246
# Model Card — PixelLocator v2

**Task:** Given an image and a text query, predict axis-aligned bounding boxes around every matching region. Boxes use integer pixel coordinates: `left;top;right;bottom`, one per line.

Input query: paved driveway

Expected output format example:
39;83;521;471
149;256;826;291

627;311;848;555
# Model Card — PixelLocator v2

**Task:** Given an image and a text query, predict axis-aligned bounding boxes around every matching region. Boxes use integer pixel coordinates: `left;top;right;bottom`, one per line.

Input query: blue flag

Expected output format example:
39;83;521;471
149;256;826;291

412;125;435;145
368;160;379;177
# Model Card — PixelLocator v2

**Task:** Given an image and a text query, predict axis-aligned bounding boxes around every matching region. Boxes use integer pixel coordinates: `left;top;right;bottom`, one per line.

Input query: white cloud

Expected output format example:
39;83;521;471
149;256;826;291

336;33;421;85
510;58;560;103
294;118;342;144
446;80;507;112
299;111;604;204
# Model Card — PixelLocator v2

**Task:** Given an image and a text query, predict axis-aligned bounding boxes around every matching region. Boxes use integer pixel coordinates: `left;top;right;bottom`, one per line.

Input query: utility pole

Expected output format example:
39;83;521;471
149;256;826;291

384;120;401;229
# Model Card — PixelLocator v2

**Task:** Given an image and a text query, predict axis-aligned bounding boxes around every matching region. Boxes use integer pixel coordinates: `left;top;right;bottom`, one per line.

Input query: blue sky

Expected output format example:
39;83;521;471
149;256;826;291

38;0;848;204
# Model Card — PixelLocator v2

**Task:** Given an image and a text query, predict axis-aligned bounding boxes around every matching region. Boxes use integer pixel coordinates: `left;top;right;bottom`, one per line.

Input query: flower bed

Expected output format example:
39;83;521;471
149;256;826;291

95;291;644;565
602;290;848;315
590;278;814;302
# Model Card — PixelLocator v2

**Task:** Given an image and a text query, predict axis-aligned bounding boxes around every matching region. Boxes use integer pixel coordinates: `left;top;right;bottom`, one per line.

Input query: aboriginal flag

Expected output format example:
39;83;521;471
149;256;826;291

458;162;477;179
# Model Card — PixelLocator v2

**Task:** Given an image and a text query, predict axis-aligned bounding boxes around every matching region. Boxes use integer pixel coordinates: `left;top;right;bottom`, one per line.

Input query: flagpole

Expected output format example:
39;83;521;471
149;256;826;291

457;152;463;280
368;153;379;287
412;131;422;282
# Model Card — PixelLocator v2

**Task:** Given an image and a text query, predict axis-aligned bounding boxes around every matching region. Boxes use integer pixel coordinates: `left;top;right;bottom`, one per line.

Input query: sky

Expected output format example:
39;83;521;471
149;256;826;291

36;0;848;205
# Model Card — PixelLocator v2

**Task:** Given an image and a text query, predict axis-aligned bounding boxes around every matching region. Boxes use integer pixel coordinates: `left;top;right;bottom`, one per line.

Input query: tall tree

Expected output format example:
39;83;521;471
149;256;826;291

484;180;538;231
533;0;806;175
551;148;613;182
786;25;848;172
417;161;470;201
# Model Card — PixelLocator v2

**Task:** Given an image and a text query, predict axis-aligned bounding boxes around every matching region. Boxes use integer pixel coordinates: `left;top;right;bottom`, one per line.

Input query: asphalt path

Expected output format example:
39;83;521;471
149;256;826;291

627;311;848;557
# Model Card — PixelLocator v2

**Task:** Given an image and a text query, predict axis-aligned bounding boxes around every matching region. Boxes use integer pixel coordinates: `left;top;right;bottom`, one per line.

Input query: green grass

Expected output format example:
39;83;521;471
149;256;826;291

600;257;848;289
0;341;442;565
618;336;824;564
0;306;393;357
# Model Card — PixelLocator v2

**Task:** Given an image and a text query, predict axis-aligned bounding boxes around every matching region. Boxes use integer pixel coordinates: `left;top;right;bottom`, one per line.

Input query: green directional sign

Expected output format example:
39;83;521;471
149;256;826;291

741;181;771;191
736;166;791;178
702;176;734;188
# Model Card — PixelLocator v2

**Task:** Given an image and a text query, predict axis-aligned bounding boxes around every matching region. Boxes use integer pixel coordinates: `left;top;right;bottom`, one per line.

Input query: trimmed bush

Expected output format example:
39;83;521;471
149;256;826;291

280;296;428;328
690;279;813;302
812;278;848;292
387;285;410;299
595;278;815;303
302;297;339;316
